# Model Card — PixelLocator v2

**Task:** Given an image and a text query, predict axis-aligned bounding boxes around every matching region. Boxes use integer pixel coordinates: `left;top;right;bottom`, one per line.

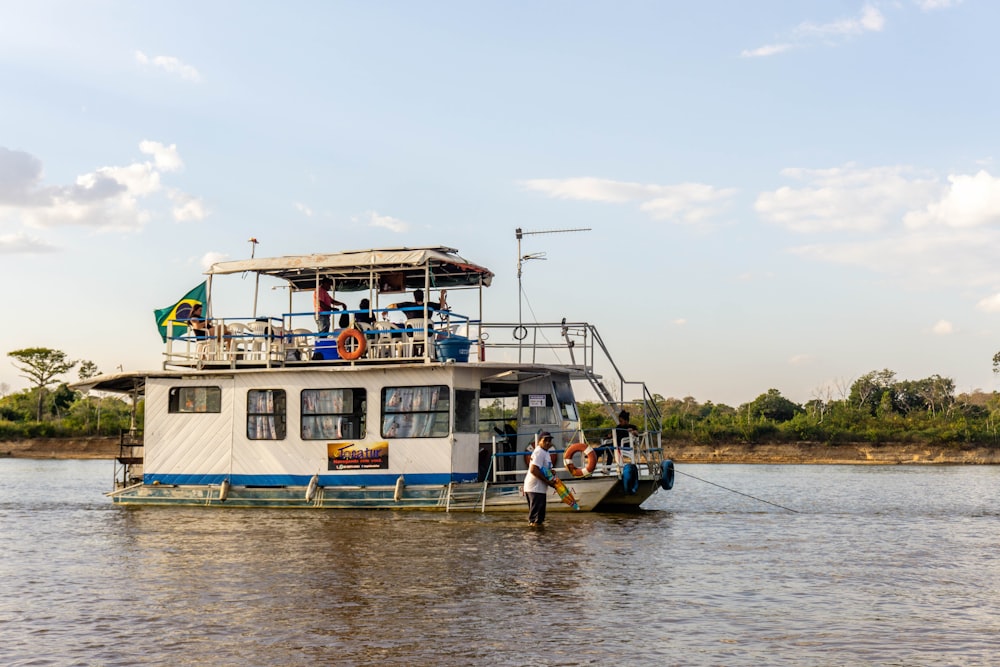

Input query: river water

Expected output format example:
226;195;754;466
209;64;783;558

1;459;998;666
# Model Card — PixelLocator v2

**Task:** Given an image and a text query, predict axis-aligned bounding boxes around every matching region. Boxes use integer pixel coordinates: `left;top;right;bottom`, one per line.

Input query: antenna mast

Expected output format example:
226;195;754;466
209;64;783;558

515;226;591;361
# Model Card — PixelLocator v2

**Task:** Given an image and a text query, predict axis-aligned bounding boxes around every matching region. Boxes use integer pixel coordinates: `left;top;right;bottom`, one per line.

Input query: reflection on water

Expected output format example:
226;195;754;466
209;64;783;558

2;460;1000;666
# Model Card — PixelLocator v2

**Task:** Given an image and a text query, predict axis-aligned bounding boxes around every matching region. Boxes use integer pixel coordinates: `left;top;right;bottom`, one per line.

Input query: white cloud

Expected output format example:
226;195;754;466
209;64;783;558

359;210;408;233
293;202;313;217
976;293;1000;313
741;43;794;58
794;5;885;37
743;4;885;57
0;232;57;254
931;320;954;334
521;177;737;225
140;141;183;172
520;177;659;203
756;164;940;233
673;318;687;326
135;50;202;82
903;171;1000;229
791;226;1000;294
200;251;228;270
169;190;206;222
916;0;962;10
789;354;814;365
0;141;203;235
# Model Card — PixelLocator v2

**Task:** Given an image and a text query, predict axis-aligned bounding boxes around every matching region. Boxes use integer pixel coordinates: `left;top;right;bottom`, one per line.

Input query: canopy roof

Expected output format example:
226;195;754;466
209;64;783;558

205;246;494;292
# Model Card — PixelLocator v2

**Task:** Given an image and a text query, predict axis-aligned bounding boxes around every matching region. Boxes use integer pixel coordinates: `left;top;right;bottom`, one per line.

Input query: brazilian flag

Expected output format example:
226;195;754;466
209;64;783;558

154;282;208;342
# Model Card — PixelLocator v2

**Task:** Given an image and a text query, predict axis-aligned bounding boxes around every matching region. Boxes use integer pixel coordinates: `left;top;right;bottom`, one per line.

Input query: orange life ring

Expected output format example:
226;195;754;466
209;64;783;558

336;328;368;360
563;442;597;477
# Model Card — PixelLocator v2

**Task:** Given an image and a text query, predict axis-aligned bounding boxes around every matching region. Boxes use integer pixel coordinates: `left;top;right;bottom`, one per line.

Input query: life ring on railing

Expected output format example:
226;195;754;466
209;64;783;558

563;442;598;477
336;328;367;360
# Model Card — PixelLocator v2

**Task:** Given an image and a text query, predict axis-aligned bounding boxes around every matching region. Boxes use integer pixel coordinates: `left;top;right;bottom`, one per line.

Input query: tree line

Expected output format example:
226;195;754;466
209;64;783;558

1;348;134;439
4;347;999;447
577;369;1000;447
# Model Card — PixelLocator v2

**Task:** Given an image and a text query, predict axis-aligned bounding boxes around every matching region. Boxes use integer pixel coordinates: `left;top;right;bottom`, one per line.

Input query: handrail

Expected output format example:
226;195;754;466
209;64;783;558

162;314;662;435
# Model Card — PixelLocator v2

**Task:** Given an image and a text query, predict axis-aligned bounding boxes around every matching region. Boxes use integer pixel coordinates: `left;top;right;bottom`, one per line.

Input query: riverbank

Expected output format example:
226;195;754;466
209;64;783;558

3;438;1000;464
0;438;120;459
664;441;1000;464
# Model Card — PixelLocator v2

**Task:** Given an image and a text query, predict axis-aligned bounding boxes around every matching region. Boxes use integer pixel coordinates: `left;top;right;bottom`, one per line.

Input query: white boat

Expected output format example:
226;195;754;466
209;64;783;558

75;246;673;511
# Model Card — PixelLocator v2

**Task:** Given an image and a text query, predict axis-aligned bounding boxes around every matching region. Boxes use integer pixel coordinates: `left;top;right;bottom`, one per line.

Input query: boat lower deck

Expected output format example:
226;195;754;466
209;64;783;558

107;476;656;511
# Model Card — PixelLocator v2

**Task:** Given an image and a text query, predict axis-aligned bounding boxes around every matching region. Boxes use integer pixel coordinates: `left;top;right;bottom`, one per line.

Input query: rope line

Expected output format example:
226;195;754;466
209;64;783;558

675;468;799;513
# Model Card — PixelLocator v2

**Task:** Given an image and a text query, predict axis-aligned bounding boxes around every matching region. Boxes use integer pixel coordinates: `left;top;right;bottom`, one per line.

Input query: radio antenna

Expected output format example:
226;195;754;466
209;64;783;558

515;227;591;361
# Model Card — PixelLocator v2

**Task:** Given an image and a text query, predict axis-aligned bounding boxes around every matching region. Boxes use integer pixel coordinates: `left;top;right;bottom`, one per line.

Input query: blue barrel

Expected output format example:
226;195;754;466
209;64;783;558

435;337;470;362
314;337;340;360
622;463;639;495
660;460;675;490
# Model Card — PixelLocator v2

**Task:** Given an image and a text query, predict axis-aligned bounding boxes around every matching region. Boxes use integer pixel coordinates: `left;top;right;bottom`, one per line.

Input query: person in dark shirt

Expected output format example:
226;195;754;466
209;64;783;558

355;298;375;326
388;289;446;320
605;409;638;465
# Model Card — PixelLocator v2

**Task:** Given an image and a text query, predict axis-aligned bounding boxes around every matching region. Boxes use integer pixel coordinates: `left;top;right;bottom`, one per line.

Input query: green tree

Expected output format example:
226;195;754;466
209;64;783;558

50;383;75;418
7;348;77;421
850;369;897;415
745;389;803;423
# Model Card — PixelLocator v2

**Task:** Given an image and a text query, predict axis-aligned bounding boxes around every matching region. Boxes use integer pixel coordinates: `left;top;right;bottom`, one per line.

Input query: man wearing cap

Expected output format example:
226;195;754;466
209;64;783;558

524;431;557;527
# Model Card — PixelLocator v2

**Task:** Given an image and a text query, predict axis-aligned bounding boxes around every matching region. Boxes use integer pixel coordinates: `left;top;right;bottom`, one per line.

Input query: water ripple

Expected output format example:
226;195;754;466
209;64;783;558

2;460;1000;665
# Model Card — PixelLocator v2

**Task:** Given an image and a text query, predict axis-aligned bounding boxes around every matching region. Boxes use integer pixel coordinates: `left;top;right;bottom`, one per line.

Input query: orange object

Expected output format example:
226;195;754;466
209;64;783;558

336;328;368;360
563;442;597;477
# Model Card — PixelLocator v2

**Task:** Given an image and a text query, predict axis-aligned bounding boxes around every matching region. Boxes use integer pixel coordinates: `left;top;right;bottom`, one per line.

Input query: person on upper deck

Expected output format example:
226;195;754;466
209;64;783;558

388;289;446;321
605;410;639;465
355;298;375;327
186;304;217;340
314;278;346;333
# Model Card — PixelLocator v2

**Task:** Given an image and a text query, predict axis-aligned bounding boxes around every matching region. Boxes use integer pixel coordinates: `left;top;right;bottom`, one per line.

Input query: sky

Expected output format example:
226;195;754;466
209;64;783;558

2;0;999;407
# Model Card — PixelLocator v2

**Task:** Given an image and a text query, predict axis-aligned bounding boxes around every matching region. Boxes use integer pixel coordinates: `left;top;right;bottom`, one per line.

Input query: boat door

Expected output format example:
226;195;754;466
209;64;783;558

452;388;480;481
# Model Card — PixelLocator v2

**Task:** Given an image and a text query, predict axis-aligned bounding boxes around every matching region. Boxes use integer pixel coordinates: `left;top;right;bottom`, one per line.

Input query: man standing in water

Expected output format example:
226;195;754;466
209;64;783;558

524;432;557;527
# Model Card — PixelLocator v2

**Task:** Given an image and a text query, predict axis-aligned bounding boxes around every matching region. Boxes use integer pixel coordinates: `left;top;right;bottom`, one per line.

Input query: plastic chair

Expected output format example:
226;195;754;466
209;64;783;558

405;317;429;358
372;321;397;358
224;322;249;360
247;320;277;361
289;328;313;361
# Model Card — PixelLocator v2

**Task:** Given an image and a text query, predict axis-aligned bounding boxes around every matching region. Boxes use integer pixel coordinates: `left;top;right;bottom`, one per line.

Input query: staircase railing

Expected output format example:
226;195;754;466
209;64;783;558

479;320;662;436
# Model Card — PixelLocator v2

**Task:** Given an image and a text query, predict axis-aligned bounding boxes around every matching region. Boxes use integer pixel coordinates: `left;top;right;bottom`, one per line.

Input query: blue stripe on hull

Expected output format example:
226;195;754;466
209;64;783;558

144;472;478;486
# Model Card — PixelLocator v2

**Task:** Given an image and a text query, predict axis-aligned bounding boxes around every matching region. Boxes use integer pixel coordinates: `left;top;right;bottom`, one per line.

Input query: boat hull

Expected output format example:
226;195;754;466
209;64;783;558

108;477;656;511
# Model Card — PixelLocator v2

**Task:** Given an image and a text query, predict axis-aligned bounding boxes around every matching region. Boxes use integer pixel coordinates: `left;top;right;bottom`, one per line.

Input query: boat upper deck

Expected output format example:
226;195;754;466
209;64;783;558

147;245;660;423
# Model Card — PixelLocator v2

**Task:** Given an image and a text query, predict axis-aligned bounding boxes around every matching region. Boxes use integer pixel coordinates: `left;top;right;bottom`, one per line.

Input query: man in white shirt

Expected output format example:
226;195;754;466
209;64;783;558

524;431;557;526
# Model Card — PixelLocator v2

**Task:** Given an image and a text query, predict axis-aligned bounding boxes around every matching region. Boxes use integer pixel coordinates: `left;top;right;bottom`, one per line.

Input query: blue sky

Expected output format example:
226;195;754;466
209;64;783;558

2;0;998;406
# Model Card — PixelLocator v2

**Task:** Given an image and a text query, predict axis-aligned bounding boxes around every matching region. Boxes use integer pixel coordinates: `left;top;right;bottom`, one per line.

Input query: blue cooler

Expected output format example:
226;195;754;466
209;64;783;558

314;336;340;360
435;336;471;362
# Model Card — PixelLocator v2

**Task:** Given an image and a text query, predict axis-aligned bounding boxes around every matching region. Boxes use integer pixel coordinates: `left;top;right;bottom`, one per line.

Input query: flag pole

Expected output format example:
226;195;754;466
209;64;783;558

249;237;260;317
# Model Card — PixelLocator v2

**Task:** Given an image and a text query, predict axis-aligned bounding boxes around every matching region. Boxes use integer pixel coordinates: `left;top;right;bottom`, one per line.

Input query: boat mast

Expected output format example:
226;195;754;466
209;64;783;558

515;226;590;362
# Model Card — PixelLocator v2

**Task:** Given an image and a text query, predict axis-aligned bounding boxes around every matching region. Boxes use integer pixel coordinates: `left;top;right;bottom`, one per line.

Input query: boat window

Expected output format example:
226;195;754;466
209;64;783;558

381;385;450;438
301;389;366;440
519;393;557;425
553;380;579;421
168;386;222;414
247;389;287;440
454;389;478;433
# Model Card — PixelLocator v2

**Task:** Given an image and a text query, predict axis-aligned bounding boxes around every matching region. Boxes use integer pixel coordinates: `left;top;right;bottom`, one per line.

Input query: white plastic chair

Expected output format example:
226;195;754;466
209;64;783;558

224;323;249;360
372;321;397;358
247;321;277;361
405;317;429;358
290;328;313;361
